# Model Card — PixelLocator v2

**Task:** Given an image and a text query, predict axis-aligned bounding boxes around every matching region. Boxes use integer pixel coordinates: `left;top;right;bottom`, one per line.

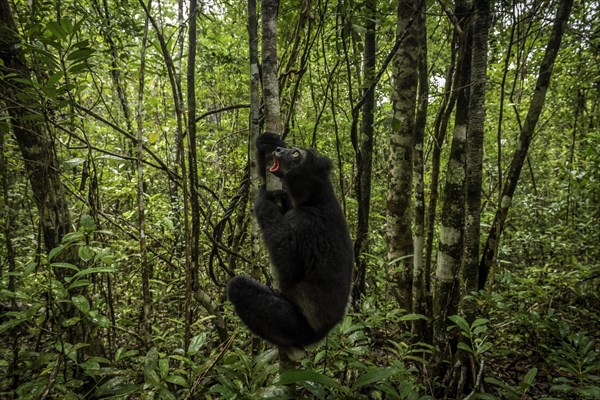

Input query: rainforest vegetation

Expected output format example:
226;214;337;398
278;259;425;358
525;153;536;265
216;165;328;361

0;0;598;398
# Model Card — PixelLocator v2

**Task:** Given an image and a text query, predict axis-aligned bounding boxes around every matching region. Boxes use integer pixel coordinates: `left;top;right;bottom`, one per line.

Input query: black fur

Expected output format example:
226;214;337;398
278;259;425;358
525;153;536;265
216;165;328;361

228;134;353;353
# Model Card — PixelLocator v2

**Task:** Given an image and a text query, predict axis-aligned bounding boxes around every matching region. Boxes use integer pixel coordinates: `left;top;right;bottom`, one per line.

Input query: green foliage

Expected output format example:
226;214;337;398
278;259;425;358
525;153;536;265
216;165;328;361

548;332;600;399
447;315;493;358
0;0;598;398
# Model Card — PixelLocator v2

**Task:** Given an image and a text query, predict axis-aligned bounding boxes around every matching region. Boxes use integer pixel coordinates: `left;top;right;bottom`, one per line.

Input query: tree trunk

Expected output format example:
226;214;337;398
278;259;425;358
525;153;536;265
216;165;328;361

248;0;262;273
185;0;199;354
454;0;490;396
136;0;153;345
387;0;419;312
462;0;490;320
352;0;376;308
262;0;281;135
412;1;428;336
260;0;291;371
0;0;72;262
432;0;471;373
479;0;574;289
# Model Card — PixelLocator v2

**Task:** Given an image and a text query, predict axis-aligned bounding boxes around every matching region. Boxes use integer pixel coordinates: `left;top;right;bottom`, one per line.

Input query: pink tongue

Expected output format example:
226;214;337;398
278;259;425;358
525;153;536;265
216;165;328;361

269;158;280;173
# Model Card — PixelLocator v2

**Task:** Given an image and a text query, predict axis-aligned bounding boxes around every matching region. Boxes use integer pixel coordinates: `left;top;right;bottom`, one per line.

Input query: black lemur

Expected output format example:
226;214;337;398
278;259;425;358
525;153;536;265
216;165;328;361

227;133;353;357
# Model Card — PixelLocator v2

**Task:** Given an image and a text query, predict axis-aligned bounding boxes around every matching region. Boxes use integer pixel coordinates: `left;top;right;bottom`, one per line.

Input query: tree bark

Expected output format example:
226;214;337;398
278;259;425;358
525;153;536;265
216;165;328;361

185;0;199;353
412;1;428;335
136;0;153;346
462;0;490;319
0;0;72;260
454;0;490;396
432;0;471;372
387;0;419;312
352;0;376;308
247;0;263;260
262;0;282;135
479;0;574;289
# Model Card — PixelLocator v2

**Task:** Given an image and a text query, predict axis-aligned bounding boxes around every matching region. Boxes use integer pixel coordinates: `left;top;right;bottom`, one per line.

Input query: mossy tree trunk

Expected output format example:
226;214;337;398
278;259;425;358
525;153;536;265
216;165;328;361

387;0;419;312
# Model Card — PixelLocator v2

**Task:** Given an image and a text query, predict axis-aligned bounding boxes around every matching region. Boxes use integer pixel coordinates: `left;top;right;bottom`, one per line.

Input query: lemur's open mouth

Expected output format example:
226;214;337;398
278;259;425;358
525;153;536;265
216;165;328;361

269;154;281;174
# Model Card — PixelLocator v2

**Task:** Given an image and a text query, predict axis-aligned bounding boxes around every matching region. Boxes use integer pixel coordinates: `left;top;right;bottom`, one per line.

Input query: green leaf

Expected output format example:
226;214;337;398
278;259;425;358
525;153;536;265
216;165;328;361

448;315;470;333
278;369;337;388
62;231;85;243
59;18;73;34
188;333;206;356
71;295;90;314
62;317;81;327
47;21;67;41
115;348;139;362
165;375;189;388
67;48;94;61
80;214;96;232
51;262;80;272
398;313;427;322
476;341;493;355
64;157;86;168
48;245;65;261
352;367;397;389
67;279;92;290
93;314;111;328
78;245;95;262
523;367;538;386
72;266;115;279
472;318;489;328
457;342;473;354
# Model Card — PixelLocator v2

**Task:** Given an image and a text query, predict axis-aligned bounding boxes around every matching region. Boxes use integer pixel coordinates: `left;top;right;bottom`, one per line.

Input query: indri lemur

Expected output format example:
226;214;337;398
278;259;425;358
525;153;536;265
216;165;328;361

227;133;353;357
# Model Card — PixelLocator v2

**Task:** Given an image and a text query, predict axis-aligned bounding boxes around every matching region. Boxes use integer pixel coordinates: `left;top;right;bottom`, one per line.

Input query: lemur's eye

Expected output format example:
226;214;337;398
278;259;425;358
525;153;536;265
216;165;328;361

292;150;300;158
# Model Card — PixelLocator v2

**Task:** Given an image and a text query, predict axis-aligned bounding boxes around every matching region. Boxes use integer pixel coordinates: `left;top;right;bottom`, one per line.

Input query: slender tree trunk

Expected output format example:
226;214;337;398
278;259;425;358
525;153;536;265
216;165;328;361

136;0;153;346
387;0;418;312
261;0;291;370
432;0;471;373
424;40;458;287
462;0;490;320
453;0;490;396
262;0;281;135
479;0;574;289
412;1;428;336
185;0;198;354
248;0;262;282
352;0;376;308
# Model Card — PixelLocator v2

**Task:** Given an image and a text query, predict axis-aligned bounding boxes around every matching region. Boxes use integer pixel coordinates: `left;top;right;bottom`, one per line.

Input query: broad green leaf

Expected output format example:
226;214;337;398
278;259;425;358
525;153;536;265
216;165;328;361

72;267;115;279
278;369;337;388
48;245;65;261
67;279;92;290
67;48;94;61
62;317;81;327
448;315;470;332
457;342;473;354
72;295;90;314
523;367;538;386
165;375;189;388
78;245;95;261
64;157;86;168
352;367;397;389
47;21;67;41
51;262;80;272
115;348;138;362
59;18;73;34
398;313;427;322
188;333;206;355
476;342;493;355
472;318;489;328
